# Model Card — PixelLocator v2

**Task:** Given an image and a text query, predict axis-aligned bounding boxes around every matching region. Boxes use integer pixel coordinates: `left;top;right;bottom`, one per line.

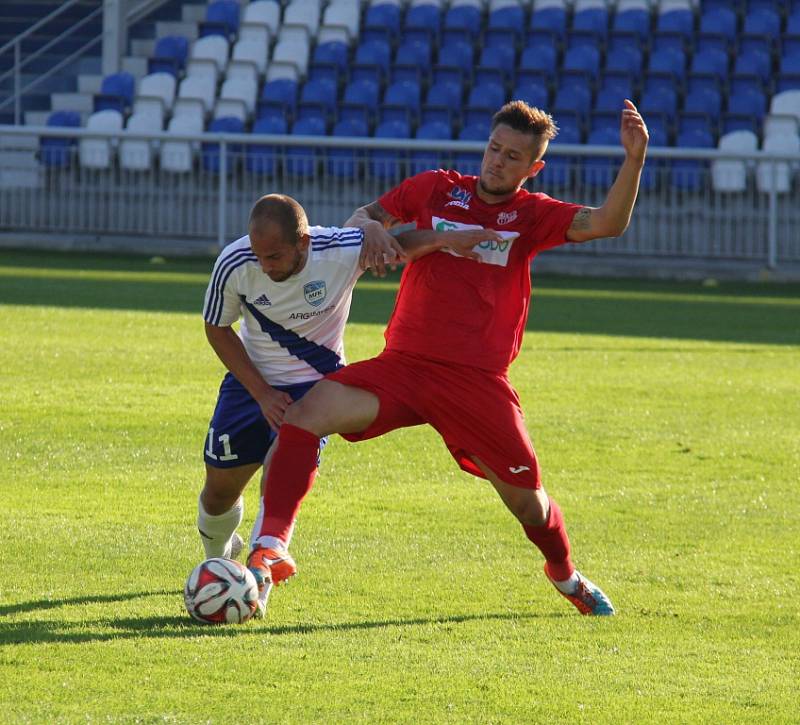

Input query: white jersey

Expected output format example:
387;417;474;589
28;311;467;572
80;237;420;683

203;226;364;386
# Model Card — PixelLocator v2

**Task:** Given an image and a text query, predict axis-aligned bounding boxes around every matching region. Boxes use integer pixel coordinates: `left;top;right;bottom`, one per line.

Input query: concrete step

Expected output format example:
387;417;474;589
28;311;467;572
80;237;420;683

78;74;103;95
50;92;93;113
130;38;156;58
120;56;149;80
182;4;207;24
155;20;198;41
24;110;52;126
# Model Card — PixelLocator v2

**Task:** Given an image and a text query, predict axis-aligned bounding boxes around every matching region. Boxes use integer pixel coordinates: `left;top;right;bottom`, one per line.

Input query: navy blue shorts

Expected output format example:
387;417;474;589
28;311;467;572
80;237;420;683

204;373;327;469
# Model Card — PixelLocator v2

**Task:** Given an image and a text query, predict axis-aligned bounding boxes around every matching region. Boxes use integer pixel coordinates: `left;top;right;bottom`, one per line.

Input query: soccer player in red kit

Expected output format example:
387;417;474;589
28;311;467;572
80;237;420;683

247;99;649;617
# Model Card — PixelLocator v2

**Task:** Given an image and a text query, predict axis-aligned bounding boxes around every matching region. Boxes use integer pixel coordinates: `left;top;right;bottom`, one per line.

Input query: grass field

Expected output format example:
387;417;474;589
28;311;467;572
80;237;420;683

1;249;798;724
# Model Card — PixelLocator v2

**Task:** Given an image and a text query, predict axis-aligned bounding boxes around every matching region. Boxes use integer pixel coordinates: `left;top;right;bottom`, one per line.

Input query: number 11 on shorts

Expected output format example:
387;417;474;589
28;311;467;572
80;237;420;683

205;427;239;462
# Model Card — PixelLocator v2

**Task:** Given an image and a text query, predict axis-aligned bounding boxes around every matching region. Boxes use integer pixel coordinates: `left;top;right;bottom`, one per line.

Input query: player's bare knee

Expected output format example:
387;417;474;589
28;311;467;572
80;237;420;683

512;490;549;527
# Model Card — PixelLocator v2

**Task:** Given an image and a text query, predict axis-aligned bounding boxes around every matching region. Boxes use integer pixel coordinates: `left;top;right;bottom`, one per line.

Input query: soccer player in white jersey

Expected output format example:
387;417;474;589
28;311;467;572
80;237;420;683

198;193;495;593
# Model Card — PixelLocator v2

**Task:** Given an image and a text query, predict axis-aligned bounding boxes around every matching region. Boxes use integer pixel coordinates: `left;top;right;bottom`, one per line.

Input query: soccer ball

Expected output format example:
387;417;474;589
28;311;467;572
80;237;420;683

184;557;259;624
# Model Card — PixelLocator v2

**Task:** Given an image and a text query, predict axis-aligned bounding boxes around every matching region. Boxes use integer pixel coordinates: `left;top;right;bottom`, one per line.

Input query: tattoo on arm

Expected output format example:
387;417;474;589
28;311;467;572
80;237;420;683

365;201;401;229
569;207;592;232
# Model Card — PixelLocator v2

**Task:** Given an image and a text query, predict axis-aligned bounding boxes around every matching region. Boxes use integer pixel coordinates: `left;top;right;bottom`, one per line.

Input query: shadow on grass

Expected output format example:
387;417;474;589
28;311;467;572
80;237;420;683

0;590;180;617
1;249;798;345
0;610;564;645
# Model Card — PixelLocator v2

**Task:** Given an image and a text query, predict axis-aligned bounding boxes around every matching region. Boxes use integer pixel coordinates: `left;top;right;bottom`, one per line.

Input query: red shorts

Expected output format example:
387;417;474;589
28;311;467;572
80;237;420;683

326;349;541;489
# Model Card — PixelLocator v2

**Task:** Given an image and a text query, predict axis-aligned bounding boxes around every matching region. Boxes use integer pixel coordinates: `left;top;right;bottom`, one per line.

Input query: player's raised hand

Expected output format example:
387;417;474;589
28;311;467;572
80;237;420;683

258;387;293;431
440;228;508;262
359;219;406;277
620;99;649;163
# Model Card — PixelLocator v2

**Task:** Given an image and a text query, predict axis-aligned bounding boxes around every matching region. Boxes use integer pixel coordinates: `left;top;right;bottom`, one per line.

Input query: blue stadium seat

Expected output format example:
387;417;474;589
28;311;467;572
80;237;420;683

364;3;401;35
583;126;619;188
405;4;442;33
286;115;326;177
683;87;722;120
671;129;714;190
573;7;609;37
743;7;781;38
382;80;421;124
370;119;410;179
438;40;474;69
691;48;729;78
426;77;462;108
590;110;619;134
656;9;694;38
594;87;628;113
727;87;767;120
605;46;643;75
562;45;601;79
94;71;135;113
640;124;668;190
512;83;548;109
328;118;369;180
202;116;244;173
246;115;287;175
612;9;650;41
340;79;380;126
729;72;765;96
313;41;349;73
455;123;487;175
355;39;392;76
696;32;732;56
40;110;80;167
598;71;634;99
733;48;771;84
553;83;592;117
200;0;240;39
640;86;678;117
699;7;737;41
466;82;506;117
444;4;481;40
258;79;298;120
788;8;800;34
648;47;687;80
299;78;338;120
148;35;188;76
411;120;452;175
396;39;432;70
677;111;714;138
544;120;581;188
476;45;516;85
519;44;557;76
530;6;567;39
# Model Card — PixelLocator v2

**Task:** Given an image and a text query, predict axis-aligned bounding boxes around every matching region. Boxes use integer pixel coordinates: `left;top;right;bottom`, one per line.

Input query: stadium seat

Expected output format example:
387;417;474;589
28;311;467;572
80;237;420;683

411;120;452;175
438;40;475;69
543;120;581;188
246;115;287;175
712;130;758;193
134;72;176;120
699;7;736;42
327;117;369;179
405;4;442;34
79;109;123;170
553;83;592;116
323;0;361;40
512;83;548;109
174;75;216;119
148;35;189;77
530;6;568;39
258;78;298;121
370;119;410;179
200;0;240;40
341;78;380;125
355;39;392;78
161;114;203;173
640;85;678;117
444;3;482;40
364;2;401;39
562;45;601;79
648;47;687;81
743;7;781;38
313;41;349;75
242;0;281;37
284;0;322;38
299;78;338;121
573;7;609;38
605;46;643;75
216;77;258;120
286;115;327;177
202;116;245;173
231;37;269;78
612;8;650;42
272;30;311;79
671;129;714;191
94;71;135;114
487;4;526;43
756;134;800;193
598;71;634;101
455;123;487;176
120;111;161;171
382;80;422;125
656;8;694;38
187;35;229;83
727;87;767;122
583;126;619;188
476;44;516;85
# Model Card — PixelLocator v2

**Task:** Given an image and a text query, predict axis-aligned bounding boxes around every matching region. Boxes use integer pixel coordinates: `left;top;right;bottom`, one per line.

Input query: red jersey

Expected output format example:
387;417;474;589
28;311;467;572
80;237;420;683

378;169;582;372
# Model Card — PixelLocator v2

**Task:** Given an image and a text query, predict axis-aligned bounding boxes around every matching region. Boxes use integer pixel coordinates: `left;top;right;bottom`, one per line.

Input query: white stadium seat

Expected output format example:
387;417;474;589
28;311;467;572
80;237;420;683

173;75;216;118
216;77;258;119
762;114;799;140
769;90;800;125
243;0;281;37
161;114;203;173
756;134;800;194
284;0;322;38
265;61;301;83
271;34;310;78
79;109;123;169
322;1;361;40
120;111;162;171
187;35;230;83
134;72;176;121
231;37;269;76
711;130;758;194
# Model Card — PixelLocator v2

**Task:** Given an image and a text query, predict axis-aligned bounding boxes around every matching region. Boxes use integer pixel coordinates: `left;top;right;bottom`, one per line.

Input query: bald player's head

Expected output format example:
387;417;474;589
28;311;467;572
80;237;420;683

248;194;309;245
248;194;311;282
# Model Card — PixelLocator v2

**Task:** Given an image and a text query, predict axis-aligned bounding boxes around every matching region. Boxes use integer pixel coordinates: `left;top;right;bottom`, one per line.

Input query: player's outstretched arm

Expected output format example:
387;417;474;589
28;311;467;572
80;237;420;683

346;202;405;277
204;322;291;431
566;100;649;243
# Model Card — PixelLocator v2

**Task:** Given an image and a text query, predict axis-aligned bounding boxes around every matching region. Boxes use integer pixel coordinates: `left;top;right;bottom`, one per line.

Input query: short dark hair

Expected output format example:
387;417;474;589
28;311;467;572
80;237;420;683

248;194;308;244
491;101;559;159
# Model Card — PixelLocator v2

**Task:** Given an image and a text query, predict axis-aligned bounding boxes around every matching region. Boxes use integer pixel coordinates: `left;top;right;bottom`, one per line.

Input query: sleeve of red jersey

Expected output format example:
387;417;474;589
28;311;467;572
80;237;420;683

377;170;441;223
523;195;584;256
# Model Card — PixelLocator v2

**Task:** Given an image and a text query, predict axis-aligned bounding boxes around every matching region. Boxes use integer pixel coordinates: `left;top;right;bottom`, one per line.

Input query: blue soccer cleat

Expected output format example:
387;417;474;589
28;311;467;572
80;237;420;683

545;565;616;616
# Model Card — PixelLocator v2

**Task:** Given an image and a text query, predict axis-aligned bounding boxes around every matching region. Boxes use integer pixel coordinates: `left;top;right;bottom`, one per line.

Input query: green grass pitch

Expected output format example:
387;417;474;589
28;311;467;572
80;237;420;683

0;249;798;723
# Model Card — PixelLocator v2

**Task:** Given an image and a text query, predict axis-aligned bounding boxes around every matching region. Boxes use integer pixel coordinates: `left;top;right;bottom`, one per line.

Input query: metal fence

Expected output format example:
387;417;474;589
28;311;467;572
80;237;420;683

1;124;799;272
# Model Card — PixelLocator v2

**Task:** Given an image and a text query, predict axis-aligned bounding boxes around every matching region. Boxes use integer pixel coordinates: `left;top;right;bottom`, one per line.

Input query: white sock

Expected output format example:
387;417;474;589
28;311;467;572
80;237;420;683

197;497;243;559
552;571;581;595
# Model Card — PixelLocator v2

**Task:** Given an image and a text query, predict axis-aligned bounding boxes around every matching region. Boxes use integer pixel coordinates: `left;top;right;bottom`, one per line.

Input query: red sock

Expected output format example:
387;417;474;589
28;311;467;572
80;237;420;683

258;423;320;543
522;497;575;581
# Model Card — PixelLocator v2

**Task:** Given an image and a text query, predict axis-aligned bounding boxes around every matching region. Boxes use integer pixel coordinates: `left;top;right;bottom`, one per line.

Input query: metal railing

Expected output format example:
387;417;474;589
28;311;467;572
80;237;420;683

1;125;799;272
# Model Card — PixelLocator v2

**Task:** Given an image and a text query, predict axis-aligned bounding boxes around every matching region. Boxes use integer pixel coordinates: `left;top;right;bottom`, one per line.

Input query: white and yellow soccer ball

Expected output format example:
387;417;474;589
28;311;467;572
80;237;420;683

184;558;259;624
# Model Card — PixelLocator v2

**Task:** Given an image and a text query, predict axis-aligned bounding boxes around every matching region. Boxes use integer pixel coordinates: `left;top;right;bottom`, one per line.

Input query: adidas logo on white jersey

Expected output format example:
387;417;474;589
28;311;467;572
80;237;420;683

253;294;272;307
